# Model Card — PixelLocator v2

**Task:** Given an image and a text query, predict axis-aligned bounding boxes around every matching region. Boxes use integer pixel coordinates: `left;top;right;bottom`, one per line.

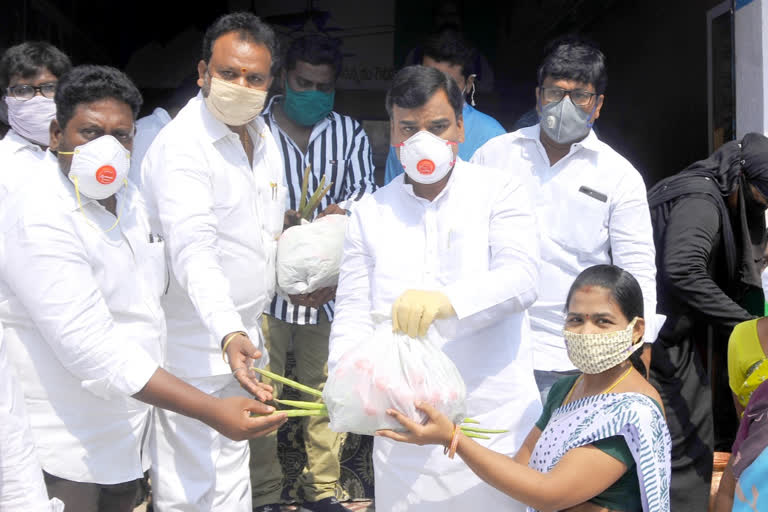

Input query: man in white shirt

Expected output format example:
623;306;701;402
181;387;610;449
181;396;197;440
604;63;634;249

141;12;288;511
329;65;541;511
472;38;660;402
0;322;63;512
0;41;71;162
0;64;286;512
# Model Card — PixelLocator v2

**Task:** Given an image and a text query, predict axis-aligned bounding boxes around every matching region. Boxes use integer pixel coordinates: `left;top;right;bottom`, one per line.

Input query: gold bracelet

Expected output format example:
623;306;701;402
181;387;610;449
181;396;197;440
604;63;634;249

221;331;247;363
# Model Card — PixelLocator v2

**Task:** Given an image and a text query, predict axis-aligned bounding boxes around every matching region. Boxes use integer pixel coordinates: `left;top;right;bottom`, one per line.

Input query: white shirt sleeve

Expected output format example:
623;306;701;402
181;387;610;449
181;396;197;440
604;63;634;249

0;215;159;401
148;144;248;345
327;205;376;373
441;174;540;334
609;170;663;342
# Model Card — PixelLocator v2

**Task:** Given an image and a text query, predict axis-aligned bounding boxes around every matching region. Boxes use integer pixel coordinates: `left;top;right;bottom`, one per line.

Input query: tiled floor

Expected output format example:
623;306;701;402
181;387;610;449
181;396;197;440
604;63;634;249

279;501;374;511
133;500;375;511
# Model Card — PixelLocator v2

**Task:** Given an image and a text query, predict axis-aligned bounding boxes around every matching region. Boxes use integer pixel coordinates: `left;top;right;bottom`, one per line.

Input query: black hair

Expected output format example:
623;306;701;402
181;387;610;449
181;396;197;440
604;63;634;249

421;29;477;78
537;35;607;94
284;34;343;78
55;65;143;130
565;264;647;377
385;65;463;121
201;12;279;73
0;41;72;93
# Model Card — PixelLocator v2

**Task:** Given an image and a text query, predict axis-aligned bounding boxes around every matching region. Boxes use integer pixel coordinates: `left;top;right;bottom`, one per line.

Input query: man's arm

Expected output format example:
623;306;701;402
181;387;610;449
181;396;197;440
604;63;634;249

148;147;247;344
661;196;754;330
609;171;662;343
327;204;375;373
439;174;540;334
1;207;285;440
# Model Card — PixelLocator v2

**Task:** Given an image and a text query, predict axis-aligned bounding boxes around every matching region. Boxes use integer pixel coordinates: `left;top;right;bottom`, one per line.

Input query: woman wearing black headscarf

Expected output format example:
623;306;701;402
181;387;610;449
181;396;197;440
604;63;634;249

648;132;768;511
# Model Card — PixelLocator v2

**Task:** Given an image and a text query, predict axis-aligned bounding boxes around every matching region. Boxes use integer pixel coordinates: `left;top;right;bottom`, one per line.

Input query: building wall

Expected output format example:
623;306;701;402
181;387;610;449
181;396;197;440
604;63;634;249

735;0;768;137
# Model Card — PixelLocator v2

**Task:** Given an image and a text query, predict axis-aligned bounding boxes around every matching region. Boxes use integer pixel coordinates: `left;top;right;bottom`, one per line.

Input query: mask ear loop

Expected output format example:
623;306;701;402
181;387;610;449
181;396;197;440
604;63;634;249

626;317;644;353
586;99;599;128
470;80;476;107
73;175;125;233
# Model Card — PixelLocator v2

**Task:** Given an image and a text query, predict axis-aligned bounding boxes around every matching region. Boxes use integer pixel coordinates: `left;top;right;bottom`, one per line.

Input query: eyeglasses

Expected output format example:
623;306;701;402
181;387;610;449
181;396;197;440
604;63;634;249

7;82;57;101
540;86;597;107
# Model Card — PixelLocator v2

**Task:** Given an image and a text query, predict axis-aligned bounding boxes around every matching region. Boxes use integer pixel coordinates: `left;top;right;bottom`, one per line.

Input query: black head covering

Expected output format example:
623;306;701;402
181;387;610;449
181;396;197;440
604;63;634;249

648;133;768;292
741;132;768;199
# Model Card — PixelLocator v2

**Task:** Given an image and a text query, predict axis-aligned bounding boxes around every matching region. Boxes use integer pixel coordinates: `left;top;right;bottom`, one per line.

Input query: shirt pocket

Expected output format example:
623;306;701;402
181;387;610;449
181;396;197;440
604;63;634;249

261;182;286;241
438;218;488;284
545;186;609;256
140;240;169;298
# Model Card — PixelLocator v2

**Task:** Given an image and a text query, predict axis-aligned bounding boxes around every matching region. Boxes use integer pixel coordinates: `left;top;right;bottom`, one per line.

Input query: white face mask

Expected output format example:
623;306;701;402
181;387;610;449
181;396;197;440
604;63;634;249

4;95;56;146
563;317;642;374
59;135;130;200
396;130;457;185
204;75;267;126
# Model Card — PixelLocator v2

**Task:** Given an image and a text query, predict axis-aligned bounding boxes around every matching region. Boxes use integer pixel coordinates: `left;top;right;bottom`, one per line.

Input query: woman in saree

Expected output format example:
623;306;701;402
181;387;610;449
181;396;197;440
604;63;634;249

377;264;672;512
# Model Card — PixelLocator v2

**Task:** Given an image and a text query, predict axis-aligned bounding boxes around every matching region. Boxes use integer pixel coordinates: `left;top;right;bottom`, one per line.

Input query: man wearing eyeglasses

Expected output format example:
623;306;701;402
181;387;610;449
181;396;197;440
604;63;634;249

472;37;660;403
0;42;71;161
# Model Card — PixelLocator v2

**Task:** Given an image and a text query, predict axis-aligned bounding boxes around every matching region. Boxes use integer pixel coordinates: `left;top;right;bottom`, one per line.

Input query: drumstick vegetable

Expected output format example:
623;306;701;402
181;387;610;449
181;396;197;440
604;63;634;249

251;366;324;398
299;164;311;212
275;398;327;411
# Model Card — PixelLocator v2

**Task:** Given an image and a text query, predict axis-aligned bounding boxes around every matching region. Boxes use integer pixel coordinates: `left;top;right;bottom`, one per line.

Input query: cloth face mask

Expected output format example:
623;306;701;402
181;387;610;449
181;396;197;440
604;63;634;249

4;95;56;146
60;135;130;200
563;317;642;374
396;130;457;185
204;76;267;126
283;84;335;126
539;95;594;145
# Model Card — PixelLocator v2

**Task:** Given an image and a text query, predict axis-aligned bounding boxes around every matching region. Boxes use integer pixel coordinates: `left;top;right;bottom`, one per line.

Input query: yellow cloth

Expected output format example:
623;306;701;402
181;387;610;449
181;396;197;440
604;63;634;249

728;318;768;408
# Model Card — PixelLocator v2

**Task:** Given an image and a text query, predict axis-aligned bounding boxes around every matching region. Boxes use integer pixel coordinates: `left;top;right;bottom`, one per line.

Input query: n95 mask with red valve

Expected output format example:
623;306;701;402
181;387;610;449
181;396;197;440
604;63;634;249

396;130;457;185
60;135;130;200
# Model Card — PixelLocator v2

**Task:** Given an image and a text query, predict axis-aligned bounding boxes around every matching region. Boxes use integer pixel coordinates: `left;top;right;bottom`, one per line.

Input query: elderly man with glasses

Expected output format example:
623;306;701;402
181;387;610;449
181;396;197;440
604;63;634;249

0;42;71;161
472;36;662;403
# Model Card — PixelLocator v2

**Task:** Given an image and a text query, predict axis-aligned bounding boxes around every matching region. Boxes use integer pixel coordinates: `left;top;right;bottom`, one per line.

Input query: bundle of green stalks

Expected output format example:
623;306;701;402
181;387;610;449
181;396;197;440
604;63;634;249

298;165;333;221
250;366;507;440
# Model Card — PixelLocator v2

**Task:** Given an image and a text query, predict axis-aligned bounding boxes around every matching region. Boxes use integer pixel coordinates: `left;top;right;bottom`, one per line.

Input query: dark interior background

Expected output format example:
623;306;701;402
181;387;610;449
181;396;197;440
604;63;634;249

2;0;730;187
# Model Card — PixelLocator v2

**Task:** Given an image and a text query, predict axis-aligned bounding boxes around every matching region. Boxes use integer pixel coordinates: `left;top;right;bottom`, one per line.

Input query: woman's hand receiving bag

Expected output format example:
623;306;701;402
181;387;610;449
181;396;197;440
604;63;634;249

323;320;467;435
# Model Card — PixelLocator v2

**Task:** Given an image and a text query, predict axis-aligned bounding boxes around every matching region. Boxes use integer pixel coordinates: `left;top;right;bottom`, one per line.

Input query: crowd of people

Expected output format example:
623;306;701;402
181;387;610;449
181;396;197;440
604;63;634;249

2;9;768;512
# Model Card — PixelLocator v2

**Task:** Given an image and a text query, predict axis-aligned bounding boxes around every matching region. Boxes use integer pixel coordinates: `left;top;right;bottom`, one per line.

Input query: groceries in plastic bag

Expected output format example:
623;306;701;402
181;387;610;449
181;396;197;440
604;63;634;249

277;213;347;296
323;320;467;435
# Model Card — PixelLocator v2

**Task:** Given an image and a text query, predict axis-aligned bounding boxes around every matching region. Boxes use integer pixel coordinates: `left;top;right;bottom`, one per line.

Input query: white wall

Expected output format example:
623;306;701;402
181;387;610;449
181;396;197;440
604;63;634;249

735;0;768;137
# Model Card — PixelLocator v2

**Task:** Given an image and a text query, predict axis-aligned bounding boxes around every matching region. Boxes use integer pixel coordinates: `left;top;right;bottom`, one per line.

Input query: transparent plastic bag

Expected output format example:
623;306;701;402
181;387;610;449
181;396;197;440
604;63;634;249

324;320;467;435
276;214;347;296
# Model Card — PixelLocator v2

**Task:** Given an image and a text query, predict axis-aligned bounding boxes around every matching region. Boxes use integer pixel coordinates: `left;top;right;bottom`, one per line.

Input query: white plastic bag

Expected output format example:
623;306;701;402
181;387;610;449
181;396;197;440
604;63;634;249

324;320;467;435
276;214;348;296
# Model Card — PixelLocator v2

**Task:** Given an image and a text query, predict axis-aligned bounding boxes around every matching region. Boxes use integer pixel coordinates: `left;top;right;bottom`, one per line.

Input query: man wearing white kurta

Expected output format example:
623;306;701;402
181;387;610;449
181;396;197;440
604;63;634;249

329;65;542;511
472;39;660;402
141;13;287;511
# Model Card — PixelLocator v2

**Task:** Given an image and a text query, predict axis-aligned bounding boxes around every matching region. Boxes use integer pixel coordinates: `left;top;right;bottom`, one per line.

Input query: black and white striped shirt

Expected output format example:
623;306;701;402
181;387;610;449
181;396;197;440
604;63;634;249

264;96;376;325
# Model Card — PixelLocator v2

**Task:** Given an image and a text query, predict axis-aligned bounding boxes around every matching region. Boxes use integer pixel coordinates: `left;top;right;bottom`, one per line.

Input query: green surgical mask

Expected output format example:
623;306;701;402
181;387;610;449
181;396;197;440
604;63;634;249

283;84;335;126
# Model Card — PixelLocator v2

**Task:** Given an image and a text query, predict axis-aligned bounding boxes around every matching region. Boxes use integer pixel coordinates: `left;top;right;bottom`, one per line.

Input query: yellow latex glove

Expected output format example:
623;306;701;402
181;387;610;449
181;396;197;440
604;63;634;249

392;290;456;338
